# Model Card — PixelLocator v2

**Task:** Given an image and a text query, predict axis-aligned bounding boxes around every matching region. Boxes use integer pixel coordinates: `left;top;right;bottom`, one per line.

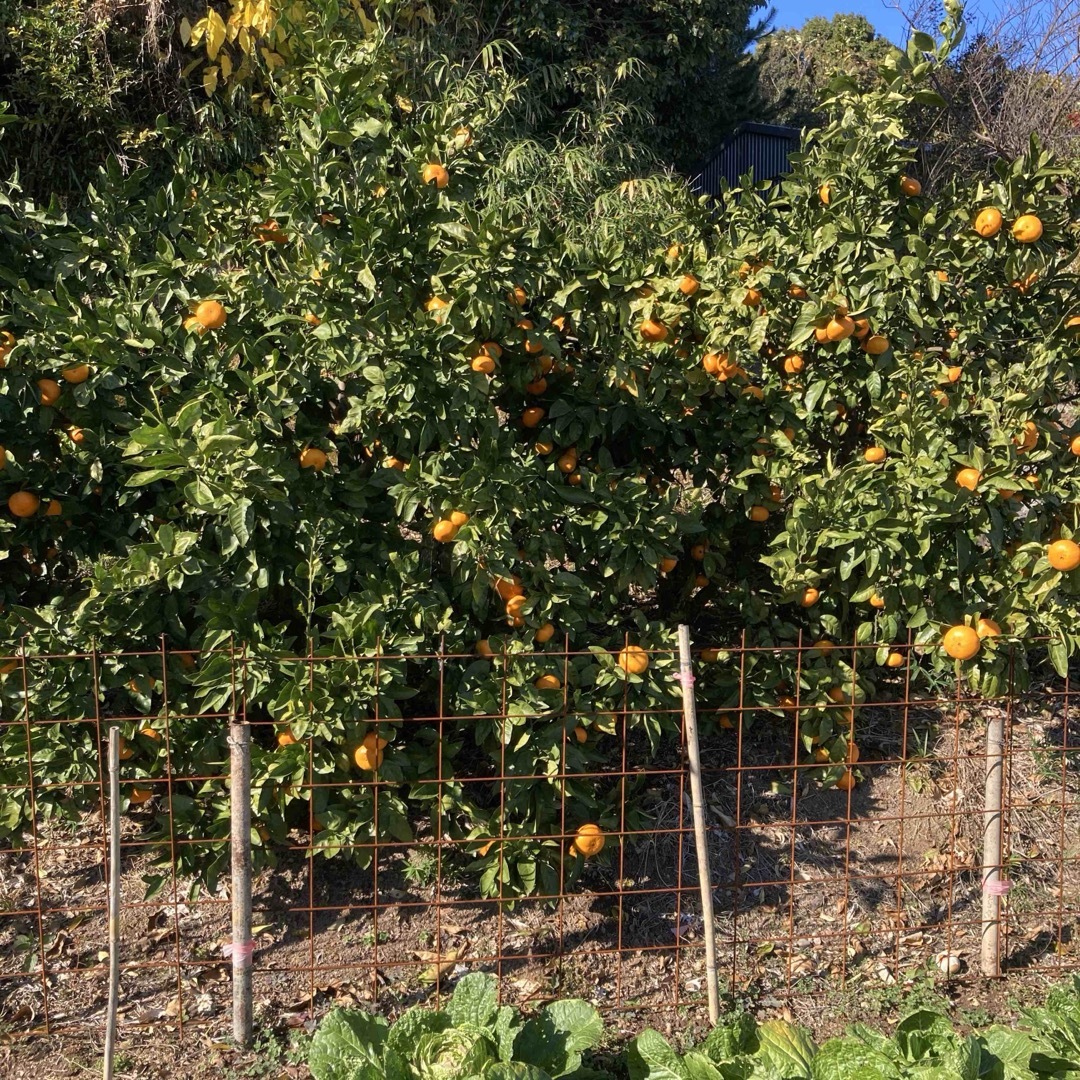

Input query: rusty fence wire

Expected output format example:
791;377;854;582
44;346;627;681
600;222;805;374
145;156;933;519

0;634;1078;1042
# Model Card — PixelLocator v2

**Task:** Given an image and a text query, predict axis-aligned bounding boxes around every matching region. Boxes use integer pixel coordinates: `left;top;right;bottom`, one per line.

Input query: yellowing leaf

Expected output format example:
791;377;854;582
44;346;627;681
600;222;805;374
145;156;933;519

189;16;207;47
260;47;285;69
205;8;227;60
219;50;234;80
237;26;252;54
179;17;193;46
203;65;219;96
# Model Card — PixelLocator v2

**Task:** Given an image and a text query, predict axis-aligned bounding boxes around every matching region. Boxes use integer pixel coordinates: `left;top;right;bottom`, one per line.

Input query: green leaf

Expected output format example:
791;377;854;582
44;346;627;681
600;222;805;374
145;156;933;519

627;1029;686;1080
308;1008;389;1080
446;971;499;1029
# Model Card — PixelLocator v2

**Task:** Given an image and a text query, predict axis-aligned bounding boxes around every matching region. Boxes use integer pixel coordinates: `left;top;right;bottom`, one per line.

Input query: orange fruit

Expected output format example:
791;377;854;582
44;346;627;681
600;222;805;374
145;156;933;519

863;446;886;463
363;731;389;751
194;300;227;329
475;639;495;658
955;467;981;491
945;366;962;383
639;318;669;343
534;622;556;644
68;426;85;444
385;456;408;470
976;618;1002;638
826;687;847;703
700;648;720;662
1070;435;1080;456
471;355;495;374
44;499;62;517
789;284;808;300
899;175;922;196
1048;539;1080;571
678;274;700;296
943;625;980;660
573;726;587;744
354;744;384;770
863;335;889;355
424;296;449;312
550;314;570;334
61;363;90;383
813;326;829;344
129;786;155;805
505;595;528;619
37;378;61;406
782;353;804;374
618;644;649;675
525;376;547;394
749;505;769;522
869;593;885;609
8;492;39;518
421;162;449;188
299;447;328;470
494;576;524;601
507;286;528;307
0;444;5;468
799;586;820;607
449;510;470;527
974;207;1003;237
885;651;904;668
117;736;135;760
432;519;459;543
818;183;832;205
852;318;870;339
694;574;708;588
718;712;735;730
1014;421;1038;453
534;438;554;455
522;407;545;428
276;730;298;747
834;770;856;792
690;543;707;561
1012;214;1043;243
571;823;605;857
742;288;762;306
139;726;161;742
557;449;578;473
660;556;678;574
535;673;562;691
702;352;723;374
825;315;855;341
304;312;321;326
567;472;582;486
813;639;835;654
666;243;682;260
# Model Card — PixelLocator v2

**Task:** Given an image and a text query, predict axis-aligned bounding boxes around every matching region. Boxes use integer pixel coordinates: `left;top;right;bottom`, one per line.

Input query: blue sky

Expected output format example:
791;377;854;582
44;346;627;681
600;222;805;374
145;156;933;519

764;1;986;46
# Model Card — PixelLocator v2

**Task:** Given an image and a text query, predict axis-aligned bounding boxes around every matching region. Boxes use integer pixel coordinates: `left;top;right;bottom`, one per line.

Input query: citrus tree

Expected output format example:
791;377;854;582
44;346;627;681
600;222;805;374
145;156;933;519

1;0;1078;896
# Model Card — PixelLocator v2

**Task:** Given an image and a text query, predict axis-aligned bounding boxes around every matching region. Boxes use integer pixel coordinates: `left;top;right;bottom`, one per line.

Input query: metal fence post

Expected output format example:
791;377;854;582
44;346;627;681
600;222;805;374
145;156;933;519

229;706;253;1044
677;625;719;1023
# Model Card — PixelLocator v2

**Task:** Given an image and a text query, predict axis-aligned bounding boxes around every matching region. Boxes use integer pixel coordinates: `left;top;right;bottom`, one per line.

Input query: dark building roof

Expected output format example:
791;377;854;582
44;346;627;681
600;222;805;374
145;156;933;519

688;122;802;196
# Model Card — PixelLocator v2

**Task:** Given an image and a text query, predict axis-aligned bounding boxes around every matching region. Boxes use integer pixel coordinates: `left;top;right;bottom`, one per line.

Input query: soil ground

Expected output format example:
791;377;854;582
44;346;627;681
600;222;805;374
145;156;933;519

2;677;1078;1079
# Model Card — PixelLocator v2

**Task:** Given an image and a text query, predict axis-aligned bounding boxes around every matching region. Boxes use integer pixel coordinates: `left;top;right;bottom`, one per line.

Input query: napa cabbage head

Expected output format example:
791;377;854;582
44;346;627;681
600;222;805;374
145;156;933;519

412;1027;495;1080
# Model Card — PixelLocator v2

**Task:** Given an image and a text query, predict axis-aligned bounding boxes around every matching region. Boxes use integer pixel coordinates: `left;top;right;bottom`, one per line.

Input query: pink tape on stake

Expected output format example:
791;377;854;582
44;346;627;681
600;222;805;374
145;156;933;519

674;671;696;689
223;940;257;967
983;878;1012;896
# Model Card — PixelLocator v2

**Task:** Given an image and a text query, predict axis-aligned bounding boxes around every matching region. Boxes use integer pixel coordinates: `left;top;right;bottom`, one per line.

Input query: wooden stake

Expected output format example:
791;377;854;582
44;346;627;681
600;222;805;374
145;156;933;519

981;713;1005;977
103;727;121;1080
229;717;253;1045
678;625;720;1023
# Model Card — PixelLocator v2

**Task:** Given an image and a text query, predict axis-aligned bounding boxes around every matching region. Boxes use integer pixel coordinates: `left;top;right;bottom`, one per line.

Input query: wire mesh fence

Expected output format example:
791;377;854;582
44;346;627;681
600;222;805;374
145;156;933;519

0;634;1078;1042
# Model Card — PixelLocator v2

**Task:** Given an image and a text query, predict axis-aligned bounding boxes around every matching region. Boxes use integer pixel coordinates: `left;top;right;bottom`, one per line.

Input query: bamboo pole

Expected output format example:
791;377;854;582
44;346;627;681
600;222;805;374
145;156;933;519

981;713;1005;977
677;625;720;1023
103;727;121;1080
229;717;253;1044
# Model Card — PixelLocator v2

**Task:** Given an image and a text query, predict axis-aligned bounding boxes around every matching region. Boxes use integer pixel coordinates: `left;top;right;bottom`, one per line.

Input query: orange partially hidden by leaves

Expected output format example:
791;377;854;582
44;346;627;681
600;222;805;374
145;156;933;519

789;284;808;300
863;335;889;355
825;314;855;341
886;651;904;668
974;207;1003;237
61;363;90;384
8;492;39;518
507;285;527;306
818;183;832;205
863;446;886;463
432;519;459;543
449;510;469;527
535;673;562;691
475;639;495;658
639;318;668;343
1070;435;1080;456
659;556;678;574
573;726;588;744
522;407;545;428
129;786;155;805
782;353;804;374
976;618;1002;638
139;726;161;742
943;624;980;660
955;467;981;491
38;378;61;406
385;455;408;470
534;622;556;644
276;730;298;747
678;274;700;296
718;712;735;729
945;366;962;384
618;644;649;675
1048;539;1080;571
354;743;384;770
571;823;605;857
194;300;227;329
421;162;449;188
44;499;62;517
834;770;856;792
363;731;389;751
799;586;820;607
1012;214;1043;243
749;505;769;522
471;354;495;374
869;593;885;609
899;175;922;196
299;447;328;470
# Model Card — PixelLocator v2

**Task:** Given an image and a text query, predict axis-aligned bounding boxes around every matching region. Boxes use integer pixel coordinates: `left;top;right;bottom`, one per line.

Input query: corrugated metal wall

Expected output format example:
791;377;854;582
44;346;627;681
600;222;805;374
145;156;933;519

690;123;801;196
